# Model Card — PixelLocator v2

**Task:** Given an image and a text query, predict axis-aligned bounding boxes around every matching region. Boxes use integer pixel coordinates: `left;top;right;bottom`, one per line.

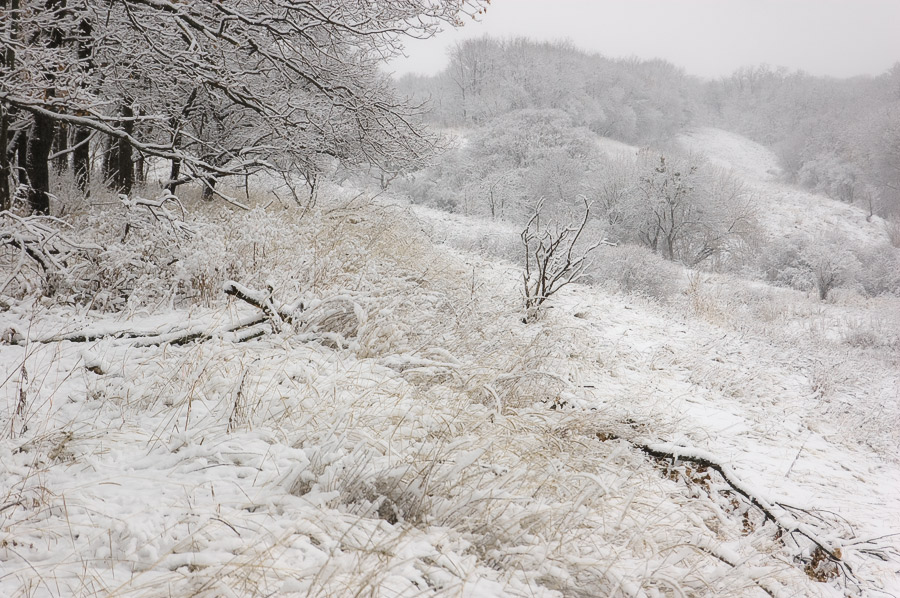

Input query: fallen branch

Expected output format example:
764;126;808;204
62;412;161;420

598;433;876;593
28;313;269;347
22;283;305;347
635;441;846;563
223;280;303;332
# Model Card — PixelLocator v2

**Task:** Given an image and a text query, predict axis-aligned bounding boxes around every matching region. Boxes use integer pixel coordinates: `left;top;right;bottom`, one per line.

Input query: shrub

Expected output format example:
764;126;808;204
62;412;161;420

851;244;900;297
521;197;601;321
586;243;683;301
759;232;860;301
884;216;900;248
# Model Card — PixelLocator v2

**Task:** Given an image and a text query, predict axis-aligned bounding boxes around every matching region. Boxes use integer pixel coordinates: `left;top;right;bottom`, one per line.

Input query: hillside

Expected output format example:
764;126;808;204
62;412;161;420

1;129;899;597
678;128;891;248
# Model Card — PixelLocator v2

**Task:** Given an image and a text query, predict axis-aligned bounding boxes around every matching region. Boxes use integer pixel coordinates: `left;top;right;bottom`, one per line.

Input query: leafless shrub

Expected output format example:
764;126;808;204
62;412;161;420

521;196;603;321
0;210;101;297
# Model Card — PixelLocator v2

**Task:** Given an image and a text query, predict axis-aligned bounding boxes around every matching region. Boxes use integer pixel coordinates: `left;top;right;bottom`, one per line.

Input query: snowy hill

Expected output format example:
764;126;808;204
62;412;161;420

678;127;784;182
679;127;891;249
2;130;900;596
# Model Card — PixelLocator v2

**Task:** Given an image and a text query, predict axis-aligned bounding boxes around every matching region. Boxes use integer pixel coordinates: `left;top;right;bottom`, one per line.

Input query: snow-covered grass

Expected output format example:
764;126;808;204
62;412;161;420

2;135;900;596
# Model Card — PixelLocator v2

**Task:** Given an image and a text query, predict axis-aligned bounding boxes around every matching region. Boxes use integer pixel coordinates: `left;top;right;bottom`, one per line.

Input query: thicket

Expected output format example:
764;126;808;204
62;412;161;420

0;0;488;214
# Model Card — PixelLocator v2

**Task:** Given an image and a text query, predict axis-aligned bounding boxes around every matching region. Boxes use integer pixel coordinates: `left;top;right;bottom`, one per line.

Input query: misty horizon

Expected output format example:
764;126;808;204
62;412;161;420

389;0;900;81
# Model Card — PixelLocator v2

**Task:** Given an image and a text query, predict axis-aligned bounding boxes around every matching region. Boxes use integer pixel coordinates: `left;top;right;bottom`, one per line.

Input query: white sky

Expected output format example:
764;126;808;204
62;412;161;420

389;0;900;79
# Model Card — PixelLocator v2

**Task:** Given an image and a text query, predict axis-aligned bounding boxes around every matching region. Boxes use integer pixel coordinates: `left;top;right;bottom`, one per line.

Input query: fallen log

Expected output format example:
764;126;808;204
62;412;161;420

22;279;305;346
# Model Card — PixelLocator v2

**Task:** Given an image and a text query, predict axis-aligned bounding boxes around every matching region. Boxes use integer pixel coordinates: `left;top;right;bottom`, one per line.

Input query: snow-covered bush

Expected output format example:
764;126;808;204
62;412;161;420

586;243;683;301
397;173;463;213
58;200;237;311
796;151;860;203
760;232;861;300
399;110;601;224
5;190;324;312
885;216;900;248
851;244;900;297
0;210;101;298
839;314;900;349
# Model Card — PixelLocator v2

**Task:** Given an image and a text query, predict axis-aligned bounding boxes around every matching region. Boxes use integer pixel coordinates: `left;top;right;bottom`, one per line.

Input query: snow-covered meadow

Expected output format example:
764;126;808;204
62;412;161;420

1;130;899;597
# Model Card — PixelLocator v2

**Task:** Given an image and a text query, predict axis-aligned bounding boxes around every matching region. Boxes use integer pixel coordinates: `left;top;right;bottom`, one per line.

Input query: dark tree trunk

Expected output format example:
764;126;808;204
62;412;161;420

72;127;90;195
0;0;16;210
52;122;68;173
103;103;134;194
165;88;198;194
25;112;54;214
166;151;181;194
116;104;133;194
0;103;10;211
202;177;216;201
19;0;66;213
72;13;92;196
16;128;28;187
134;151;145;187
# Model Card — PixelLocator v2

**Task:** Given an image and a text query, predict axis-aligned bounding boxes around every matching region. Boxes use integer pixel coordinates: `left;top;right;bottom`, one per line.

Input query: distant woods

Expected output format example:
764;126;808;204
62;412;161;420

396;37;900;220
398;37;695;144
707;64;900;219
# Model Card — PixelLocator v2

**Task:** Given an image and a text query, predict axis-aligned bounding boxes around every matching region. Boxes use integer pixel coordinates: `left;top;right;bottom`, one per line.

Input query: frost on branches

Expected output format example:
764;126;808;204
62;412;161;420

0;0;489;211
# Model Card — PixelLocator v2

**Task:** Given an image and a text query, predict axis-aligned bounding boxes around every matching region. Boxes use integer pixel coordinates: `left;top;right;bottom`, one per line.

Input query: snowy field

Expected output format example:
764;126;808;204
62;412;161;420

1;131;899;597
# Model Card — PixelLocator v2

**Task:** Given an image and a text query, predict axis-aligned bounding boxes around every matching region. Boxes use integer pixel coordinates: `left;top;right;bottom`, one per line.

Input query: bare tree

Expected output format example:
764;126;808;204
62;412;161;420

625;152;757;266
521;196;603;321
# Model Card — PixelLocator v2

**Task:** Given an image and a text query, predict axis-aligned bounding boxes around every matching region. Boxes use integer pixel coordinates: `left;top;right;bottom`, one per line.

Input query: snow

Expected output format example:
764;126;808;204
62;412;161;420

679;127;891;249
2;130;899;597
679;127;784;182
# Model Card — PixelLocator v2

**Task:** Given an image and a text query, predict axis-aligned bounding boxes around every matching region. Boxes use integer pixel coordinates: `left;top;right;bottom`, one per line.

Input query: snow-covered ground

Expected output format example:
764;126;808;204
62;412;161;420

679;127;891;249
2;130;899;597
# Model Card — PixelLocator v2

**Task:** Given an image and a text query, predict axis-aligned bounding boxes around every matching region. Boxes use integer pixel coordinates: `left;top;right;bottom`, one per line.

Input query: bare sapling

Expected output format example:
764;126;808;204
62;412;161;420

521;196;604;321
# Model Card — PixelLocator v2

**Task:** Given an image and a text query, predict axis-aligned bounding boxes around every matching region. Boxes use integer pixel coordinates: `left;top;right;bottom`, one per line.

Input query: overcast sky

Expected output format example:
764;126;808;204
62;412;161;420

389;0;900;79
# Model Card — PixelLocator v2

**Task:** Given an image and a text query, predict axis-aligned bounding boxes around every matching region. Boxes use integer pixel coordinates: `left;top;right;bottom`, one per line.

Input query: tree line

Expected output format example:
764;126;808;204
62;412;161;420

0;0;488;214
398;37;900;220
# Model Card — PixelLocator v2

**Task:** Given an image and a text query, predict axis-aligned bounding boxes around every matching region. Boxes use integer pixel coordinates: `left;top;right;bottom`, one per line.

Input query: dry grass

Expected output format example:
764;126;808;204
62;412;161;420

1;187;895;597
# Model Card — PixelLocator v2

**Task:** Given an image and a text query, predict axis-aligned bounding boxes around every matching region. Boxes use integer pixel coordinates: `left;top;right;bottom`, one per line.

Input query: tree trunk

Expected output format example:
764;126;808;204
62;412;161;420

102;103;134;194
25;112;54;214
72;14;92;196
102;134;116;188
72;127;90;196
0;0;16;210
663;235;675;261
52;122;68;173
165;88;198;194
116;104;133;194
202;177;216;201
0;103;10;211
166;151;181;194
16;128;28;187
133;150;145;187
20;0;67;213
